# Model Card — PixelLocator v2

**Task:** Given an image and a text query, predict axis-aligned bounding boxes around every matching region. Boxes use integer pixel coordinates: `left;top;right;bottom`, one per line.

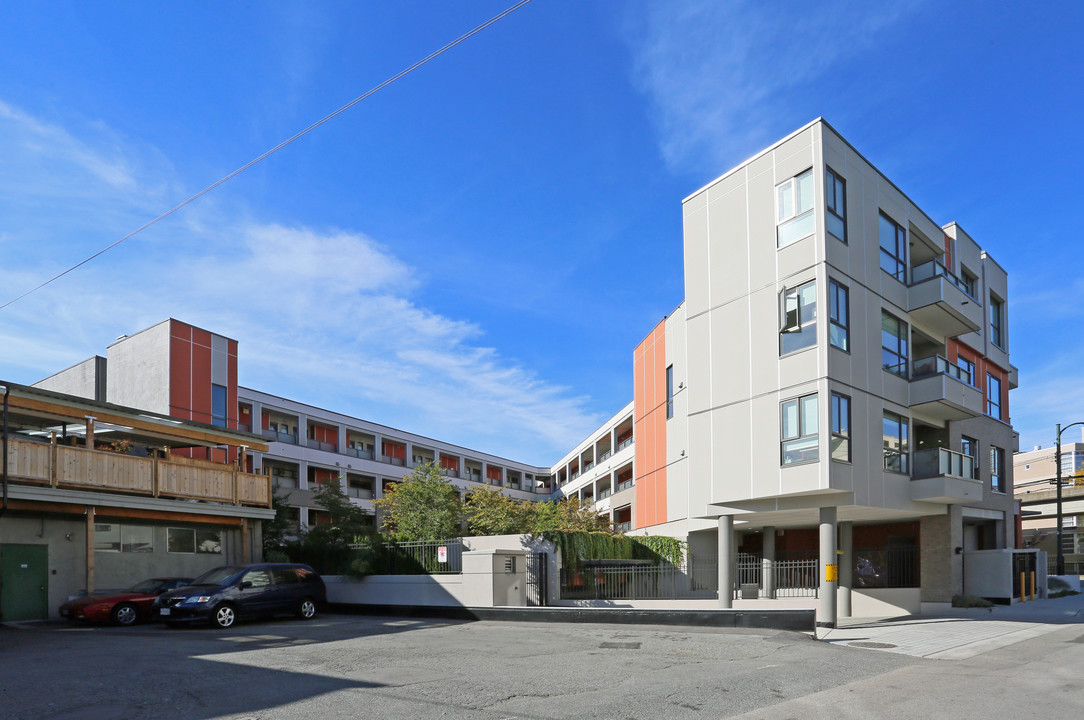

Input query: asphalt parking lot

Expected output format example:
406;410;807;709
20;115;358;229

0;612;916;720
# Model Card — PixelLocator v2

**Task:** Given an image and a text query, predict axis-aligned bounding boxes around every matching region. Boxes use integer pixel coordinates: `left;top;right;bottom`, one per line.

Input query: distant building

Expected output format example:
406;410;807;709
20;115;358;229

1014;437;1084;573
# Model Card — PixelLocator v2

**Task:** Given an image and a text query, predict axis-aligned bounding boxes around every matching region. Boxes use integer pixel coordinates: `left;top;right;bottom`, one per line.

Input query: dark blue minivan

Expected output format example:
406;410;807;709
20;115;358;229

154;563;326;628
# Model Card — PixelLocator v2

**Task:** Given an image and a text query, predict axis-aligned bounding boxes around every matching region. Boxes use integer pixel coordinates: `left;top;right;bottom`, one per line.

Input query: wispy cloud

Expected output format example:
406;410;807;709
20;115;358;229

0;100;601;464
623;0;923;174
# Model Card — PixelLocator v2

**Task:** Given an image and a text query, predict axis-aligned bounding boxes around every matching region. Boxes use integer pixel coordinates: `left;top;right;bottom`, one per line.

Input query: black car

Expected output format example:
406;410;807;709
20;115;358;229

153;563;326;628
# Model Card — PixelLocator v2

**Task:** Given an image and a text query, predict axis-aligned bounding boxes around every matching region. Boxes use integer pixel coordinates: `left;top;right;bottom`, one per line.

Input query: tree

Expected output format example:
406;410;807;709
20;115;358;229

529;496;613;533
373;461;462;540
464;485;532;536
309;475;376;547
262;490;295;560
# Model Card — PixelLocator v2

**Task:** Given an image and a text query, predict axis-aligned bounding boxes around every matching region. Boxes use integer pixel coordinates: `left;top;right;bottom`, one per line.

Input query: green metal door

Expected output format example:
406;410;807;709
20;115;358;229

1;544;49;621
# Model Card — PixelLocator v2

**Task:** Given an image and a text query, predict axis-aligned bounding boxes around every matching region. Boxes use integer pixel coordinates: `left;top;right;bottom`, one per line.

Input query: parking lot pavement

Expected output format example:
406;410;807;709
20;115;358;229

0;613;916;720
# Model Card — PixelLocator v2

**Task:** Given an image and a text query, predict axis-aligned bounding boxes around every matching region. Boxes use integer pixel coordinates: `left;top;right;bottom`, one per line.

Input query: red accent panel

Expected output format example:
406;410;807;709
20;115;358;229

191;341;212;425
169;334;192;421
382;441;405;459
191;327;213;349
440;455;459;471
633;319;667;529
262;410;271;430
487;466;502;481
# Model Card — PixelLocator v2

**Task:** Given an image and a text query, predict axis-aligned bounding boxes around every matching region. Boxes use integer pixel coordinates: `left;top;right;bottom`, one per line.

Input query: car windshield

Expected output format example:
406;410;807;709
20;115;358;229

125;579;165;594
190;567;245;586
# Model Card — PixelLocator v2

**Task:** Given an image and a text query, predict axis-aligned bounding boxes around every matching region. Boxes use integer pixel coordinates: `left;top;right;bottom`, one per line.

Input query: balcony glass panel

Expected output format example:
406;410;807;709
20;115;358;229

912;355;971;384
910;259;978;300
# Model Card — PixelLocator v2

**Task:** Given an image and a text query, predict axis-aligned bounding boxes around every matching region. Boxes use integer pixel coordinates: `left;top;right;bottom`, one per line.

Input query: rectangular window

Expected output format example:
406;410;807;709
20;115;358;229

211;383;227;427
828;280;849;351
883;411;909;474
956;356;976;386
665;365;674;419
879;213;907;283
781;394;819;465
990;446;1005;493
881;311;908;376
826;167;846;242
94;523;121;553
987;373;1002;419
961;436;979;479
830;393;850;462
990;297;1004;348
167;527;196;554
122;525;153;553
961;267;978;298
777;169;815;247
780;280;817;354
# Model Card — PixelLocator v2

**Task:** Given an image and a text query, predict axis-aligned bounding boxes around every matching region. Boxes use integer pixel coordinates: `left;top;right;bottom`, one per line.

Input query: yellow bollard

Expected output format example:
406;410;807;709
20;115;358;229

1020;572;1026;602
1030;571;1036;601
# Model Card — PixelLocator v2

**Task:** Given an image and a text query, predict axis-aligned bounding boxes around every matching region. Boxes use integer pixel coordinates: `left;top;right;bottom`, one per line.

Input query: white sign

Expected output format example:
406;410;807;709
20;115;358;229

437;546;448;563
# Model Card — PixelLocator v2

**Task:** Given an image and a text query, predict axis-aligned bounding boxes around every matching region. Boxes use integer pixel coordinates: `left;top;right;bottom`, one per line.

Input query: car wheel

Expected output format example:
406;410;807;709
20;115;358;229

297;598;316;620
212;604;236;629
111;603;139;626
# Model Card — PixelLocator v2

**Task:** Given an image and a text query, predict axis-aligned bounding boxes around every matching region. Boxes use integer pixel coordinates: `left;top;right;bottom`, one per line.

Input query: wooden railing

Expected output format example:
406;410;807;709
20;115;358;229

4;437;270;507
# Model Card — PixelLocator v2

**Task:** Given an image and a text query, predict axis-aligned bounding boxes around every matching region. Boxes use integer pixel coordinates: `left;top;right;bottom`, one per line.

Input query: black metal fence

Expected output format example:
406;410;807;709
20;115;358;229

349;538;463;575
526;552;548;606
559;560;718;600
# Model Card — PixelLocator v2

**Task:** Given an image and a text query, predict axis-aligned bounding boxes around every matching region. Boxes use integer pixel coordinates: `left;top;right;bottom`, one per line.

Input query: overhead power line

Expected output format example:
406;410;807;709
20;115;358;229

0;0;532;312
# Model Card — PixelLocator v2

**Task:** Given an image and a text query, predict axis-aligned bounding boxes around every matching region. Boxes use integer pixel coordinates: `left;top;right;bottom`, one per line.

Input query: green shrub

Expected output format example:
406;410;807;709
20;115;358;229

951;593;993;608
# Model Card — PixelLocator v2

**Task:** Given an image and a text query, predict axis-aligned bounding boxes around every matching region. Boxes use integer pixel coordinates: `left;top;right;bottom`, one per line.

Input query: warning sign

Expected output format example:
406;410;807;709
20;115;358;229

825;563;838;582
437;546;448;563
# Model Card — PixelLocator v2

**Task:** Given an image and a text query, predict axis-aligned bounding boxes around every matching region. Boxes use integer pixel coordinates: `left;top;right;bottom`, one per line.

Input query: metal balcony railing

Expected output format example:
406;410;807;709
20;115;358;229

912;447;977;480
307;438;338;453
912;354;971;385
616;479;634;492
597;450;612;462
617;437;634;451
262;429;298;445
342;446;374;460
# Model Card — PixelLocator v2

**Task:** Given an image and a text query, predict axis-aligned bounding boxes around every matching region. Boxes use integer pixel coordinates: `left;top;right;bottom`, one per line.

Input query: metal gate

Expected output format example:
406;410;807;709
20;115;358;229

526;552;548;606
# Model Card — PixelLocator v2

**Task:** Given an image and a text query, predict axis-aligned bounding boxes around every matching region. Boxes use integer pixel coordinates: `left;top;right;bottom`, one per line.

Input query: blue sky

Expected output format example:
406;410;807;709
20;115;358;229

0;1;1080;464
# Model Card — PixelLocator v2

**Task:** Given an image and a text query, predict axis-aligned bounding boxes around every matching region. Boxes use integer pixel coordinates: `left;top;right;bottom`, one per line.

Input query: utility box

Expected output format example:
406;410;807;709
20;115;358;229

963;549;1045;604
740;583;759;600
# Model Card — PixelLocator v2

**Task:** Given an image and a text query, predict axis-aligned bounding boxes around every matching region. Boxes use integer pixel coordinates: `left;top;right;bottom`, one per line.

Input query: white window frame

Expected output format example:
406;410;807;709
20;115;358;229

776;169;815;247
781;393;819;465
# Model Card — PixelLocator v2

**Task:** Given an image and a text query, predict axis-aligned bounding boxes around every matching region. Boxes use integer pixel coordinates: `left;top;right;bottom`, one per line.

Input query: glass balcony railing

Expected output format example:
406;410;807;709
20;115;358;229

910;259;977;300
617;437;634;452
598;488;612;499
583;461;594;472
570;470;581;480
342;446;374;460
616;478;634;492
912;355;972;384
263;429;298;445
597;450;612;462
615;521;632;533
307;439;338;453
913;447;977;480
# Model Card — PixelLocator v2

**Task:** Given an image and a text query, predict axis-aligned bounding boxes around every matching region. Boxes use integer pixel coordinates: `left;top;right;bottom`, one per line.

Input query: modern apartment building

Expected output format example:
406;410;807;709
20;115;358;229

579;118;1018;621
20;119;1018;622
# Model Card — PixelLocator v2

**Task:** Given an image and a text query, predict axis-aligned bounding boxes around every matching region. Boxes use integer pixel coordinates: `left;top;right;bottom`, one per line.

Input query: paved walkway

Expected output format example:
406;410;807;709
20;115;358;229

820;592;1084;659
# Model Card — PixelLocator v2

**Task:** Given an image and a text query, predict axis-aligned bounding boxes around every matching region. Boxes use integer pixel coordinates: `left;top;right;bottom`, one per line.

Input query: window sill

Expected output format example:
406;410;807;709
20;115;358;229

780;345;817;359
780;458;820;468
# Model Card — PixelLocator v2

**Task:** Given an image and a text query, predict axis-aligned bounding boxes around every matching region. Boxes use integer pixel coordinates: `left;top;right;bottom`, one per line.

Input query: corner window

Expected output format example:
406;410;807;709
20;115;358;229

830;393;850;462
780;280;817;354
990;296;1004;348
777;169;814;247
665;365;674;419
828;280;849;352
990;446;1005;493
211;383;227;427
881;311;908;377
826;167;846;243
879;213;907;283
781;394;819;465
882;411;909;474
987;373;1002;419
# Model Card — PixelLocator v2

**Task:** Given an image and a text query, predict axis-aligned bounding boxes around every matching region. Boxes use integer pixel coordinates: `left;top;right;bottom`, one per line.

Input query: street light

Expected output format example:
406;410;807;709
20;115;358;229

1054;421;1084;576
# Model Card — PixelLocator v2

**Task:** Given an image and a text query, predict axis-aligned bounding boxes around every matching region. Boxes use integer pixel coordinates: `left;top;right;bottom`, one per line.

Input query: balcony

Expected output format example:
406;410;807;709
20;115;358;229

616;478;634;493
908;260;983;338
597;450;612;463
617;437;634;452
342;446;374;461
262;429;298;445
615;521;631;533
306;438;338;453
4;437;270;507
598;488;612;500
910;447;983;504
909;355;984;422
382;455;405;467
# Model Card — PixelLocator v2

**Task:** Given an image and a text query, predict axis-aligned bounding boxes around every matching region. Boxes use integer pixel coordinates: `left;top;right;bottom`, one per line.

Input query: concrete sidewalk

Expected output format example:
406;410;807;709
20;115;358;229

820;592;1084;659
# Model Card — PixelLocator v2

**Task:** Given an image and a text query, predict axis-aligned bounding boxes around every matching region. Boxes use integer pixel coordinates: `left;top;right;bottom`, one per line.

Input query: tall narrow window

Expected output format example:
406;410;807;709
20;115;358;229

881;311;908;377
883;411;909;474
961;436;978;479
956;356;976;386
990;446;1005;493
830;393;850;462
990;296;1004;348
987;373;1002;419
665;365;674;419
781;394;819;465
879;213;907;283
777;169;814;247
828;280;849;351
211;383;227;427
780;280;817;354
826;167;846;243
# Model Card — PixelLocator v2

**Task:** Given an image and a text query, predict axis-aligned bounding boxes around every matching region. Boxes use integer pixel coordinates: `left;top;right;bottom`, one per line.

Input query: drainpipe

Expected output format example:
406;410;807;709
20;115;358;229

2;384;9;518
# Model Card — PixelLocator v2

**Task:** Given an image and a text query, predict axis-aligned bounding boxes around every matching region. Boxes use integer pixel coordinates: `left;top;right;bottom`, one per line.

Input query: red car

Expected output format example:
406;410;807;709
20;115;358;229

60;578;193;626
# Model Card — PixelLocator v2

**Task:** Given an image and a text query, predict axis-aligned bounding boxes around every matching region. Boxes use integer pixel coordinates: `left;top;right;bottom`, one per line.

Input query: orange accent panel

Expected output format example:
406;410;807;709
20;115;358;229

192;327;213;349
440;455;459;471
633;320;667;529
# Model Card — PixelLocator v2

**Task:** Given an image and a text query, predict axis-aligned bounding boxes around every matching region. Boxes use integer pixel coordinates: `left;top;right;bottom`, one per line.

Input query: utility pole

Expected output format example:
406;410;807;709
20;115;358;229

1056;423;1064;577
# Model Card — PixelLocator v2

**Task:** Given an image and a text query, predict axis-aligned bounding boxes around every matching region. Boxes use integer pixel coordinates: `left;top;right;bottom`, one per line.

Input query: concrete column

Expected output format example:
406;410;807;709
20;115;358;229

718;515;733;608
839;521;853;618
818;507;838;630
481;461;488;485
762;526;776;599
373;433;383;461
405;442;413;467
296;414;308;447
337;425;347;454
